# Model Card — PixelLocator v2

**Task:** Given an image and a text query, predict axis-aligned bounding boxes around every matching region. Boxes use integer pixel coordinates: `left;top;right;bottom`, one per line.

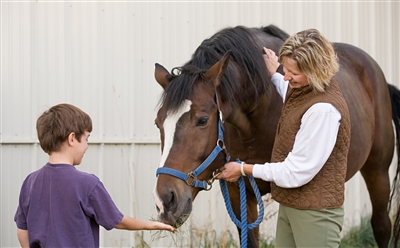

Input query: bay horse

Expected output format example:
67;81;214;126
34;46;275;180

153;25;400;248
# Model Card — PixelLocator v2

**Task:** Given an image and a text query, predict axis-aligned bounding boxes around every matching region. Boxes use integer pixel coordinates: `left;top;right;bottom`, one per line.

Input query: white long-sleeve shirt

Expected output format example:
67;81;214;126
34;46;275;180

252;73;342;188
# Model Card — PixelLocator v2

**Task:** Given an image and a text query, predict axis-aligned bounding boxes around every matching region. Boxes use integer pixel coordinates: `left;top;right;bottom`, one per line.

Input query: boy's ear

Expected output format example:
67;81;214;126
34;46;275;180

67;132;76;146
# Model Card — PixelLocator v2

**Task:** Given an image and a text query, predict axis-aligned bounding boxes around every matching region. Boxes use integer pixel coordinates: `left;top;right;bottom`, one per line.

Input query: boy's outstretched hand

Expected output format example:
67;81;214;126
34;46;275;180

114;215;176;232
152;221;176;233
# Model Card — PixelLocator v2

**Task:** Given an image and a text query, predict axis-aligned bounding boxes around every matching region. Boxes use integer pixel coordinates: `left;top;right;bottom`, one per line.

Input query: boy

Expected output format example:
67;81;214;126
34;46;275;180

14;103;175;248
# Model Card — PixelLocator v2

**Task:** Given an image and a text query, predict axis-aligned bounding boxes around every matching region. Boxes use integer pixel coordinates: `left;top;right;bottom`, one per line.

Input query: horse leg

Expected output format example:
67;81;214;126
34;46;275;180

226;181;260;248
360;163;392;248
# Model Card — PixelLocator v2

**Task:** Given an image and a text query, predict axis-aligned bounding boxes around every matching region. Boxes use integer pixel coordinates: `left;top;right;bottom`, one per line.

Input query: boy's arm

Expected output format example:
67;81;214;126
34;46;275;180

114;215;175;232
17;228;29;247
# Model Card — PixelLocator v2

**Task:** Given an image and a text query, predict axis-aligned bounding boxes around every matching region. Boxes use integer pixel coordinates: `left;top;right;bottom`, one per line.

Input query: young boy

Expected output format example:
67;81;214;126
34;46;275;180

14;103;175;248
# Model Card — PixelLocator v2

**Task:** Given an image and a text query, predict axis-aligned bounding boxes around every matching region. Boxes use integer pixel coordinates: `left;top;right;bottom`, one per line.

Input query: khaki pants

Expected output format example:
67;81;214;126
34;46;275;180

275;204;344;248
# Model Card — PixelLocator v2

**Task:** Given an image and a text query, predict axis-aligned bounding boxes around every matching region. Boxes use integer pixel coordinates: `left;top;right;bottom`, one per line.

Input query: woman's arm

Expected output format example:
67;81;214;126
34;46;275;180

218;103;341;188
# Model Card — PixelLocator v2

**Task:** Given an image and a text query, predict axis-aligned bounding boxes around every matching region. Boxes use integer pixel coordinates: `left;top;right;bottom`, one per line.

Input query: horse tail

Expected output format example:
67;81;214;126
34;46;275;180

388;83;400;247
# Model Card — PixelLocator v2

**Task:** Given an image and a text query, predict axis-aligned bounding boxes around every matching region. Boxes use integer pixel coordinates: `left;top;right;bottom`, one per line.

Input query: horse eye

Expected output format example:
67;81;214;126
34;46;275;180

196;117;208;126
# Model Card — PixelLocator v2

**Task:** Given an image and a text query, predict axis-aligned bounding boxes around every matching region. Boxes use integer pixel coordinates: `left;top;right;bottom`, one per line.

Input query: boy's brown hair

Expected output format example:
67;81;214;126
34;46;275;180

36;103;93;154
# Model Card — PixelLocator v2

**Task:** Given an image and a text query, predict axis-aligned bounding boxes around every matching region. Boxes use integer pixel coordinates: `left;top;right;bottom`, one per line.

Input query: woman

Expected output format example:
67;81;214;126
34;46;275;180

217;29;350;247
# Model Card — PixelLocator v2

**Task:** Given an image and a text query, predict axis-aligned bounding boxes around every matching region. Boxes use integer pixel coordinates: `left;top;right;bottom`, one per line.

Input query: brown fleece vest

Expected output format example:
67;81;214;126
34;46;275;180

271;79;350;209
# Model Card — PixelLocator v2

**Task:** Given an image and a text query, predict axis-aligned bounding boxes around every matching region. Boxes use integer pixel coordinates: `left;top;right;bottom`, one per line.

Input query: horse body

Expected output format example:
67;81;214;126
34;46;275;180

153;25;399;248
333;43;395;246
334;43;393;180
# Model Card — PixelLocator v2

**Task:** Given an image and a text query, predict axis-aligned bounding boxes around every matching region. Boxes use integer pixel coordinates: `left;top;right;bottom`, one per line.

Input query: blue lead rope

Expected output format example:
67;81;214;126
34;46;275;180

219;159;264;248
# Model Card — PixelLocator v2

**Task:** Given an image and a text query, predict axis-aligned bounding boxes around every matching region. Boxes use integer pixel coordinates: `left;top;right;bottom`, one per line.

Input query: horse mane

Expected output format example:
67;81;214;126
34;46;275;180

262;24;290;41
160;26;274;113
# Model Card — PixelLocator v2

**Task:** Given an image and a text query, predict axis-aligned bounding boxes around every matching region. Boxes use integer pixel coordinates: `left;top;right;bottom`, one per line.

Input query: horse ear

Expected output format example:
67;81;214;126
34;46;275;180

204;50;232;87
155;63;173;89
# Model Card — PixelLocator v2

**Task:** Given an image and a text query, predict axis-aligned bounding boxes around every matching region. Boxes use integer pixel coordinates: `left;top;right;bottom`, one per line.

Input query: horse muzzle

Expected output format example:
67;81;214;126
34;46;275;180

153;184;193;228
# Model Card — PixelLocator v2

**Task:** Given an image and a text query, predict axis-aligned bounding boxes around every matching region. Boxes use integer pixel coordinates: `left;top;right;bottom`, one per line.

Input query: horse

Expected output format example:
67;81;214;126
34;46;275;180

152;25;400;248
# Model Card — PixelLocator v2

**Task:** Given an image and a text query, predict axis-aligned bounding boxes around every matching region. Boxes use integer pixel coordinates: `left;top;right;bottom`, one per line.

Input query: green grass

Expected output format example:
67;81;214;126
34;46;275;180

339;217;377;248
339;215;400;248
259;238;275;248
192;229;239;248
135;215;400;248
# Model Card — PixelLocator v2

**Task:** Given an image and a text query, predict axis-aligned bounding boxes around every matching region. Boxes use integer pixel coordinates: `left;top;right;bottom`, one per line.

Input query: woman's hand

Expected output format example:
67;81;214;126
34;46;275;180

216;161;242;182
262;47;280;77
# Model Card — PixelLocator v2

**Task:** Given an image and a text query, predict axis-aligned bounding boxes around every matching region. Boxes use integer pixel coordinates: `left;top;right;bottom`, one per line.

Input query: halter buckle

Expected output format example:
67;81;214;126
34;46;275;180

186;171;196;186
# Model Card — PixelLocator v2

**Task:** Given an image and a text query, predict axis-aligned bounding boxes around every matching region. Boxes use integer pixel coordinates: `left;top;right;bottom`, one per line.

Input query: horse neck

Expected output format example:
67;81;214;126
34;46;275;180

224;88;282;164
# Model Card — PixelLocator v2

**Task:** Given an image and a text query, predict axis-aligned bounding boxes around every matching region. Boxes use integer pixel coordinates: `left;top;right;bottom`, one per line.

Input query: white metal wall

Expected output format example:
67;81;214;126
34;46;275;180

1;1;399;247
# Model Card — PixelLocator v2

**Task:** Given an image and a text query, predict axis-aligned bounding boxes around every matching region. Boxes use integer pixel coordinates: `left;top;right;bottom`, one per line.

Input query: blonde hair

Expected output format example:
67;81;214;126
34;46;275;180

279;29;339;92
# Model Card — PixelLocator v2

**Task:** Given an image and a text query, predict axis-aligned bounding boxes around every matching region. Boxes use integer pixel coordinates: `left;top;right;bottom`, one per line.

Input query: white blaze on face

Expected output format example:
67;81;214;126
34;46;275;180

153;100;192;214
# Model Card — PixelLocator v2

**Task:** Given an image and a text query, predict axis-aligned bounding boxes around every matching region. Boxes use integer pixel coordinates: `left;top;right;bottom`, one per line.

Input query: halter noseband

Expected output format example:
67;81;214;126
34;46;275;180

155;119;225;191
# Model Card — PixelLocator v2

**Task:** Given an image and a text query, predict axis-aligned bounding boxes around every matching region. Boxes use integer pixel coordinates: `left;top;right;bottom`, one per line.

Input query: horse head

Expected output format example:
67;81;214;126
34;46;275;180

152;26;285;235
153;52;232;227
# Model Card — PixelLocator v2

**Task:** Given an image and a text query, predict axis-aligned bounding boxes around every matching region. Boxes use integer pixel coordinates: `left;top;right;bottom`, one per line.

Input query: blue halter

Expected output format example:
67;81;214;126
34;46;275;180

155;119;225;191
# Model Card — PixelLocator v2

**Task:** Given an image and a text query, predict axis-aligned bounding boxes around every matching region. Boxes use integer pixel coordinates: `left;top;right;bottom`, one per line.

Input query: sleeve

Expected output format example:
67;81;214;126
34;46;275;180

85;181;124;230
14;206;28;230
252;103;341;188
14;181;28;230
271;72;288;102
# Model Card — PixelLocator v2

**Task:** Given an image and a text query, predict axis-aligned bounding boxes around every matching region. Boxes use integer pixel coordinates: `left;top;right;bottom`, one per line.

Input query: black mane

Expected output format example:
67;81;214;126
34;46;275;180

262;25;290;41
160;25;287;113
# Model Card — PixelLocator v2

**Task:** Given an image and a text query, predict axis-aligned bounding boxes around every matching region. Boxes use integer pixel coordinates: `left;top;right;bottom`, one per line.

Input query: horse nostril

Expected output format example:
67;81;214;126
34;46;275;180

164;190;176;212
155;205;160;213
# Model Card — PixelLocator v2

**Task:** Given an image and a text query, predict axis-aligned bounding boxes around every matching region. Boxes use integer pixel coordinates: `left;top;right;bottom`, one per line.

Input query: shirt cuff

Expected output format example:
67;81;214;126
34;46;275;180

252;163;272;181
271;73;283;83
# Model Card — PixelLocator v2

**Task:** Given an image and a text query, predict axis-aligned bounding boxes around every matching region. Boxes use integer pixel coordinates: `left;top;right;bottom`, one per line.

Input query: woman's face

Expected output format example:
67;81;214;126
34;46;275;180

282;58;309;89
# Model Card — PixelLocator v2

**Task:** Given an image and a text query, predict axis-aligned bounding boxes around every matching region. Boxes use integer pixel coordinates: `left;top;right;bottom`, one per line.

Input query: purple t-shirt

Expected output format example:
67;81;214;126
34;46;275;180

14;163;124;248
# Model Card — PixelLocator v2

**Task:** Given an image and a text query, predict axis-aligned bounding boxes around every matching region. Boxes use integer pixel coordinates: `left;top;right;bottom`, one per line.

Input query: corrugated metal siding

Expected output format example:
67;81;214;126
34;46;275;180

1;1;399;247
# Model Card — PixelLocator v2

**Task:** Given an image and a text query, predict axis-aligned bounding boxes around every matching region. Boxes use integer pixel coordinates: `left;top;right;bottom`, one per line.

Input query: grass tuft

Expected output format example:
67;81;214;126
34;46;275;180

339;216;377;248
